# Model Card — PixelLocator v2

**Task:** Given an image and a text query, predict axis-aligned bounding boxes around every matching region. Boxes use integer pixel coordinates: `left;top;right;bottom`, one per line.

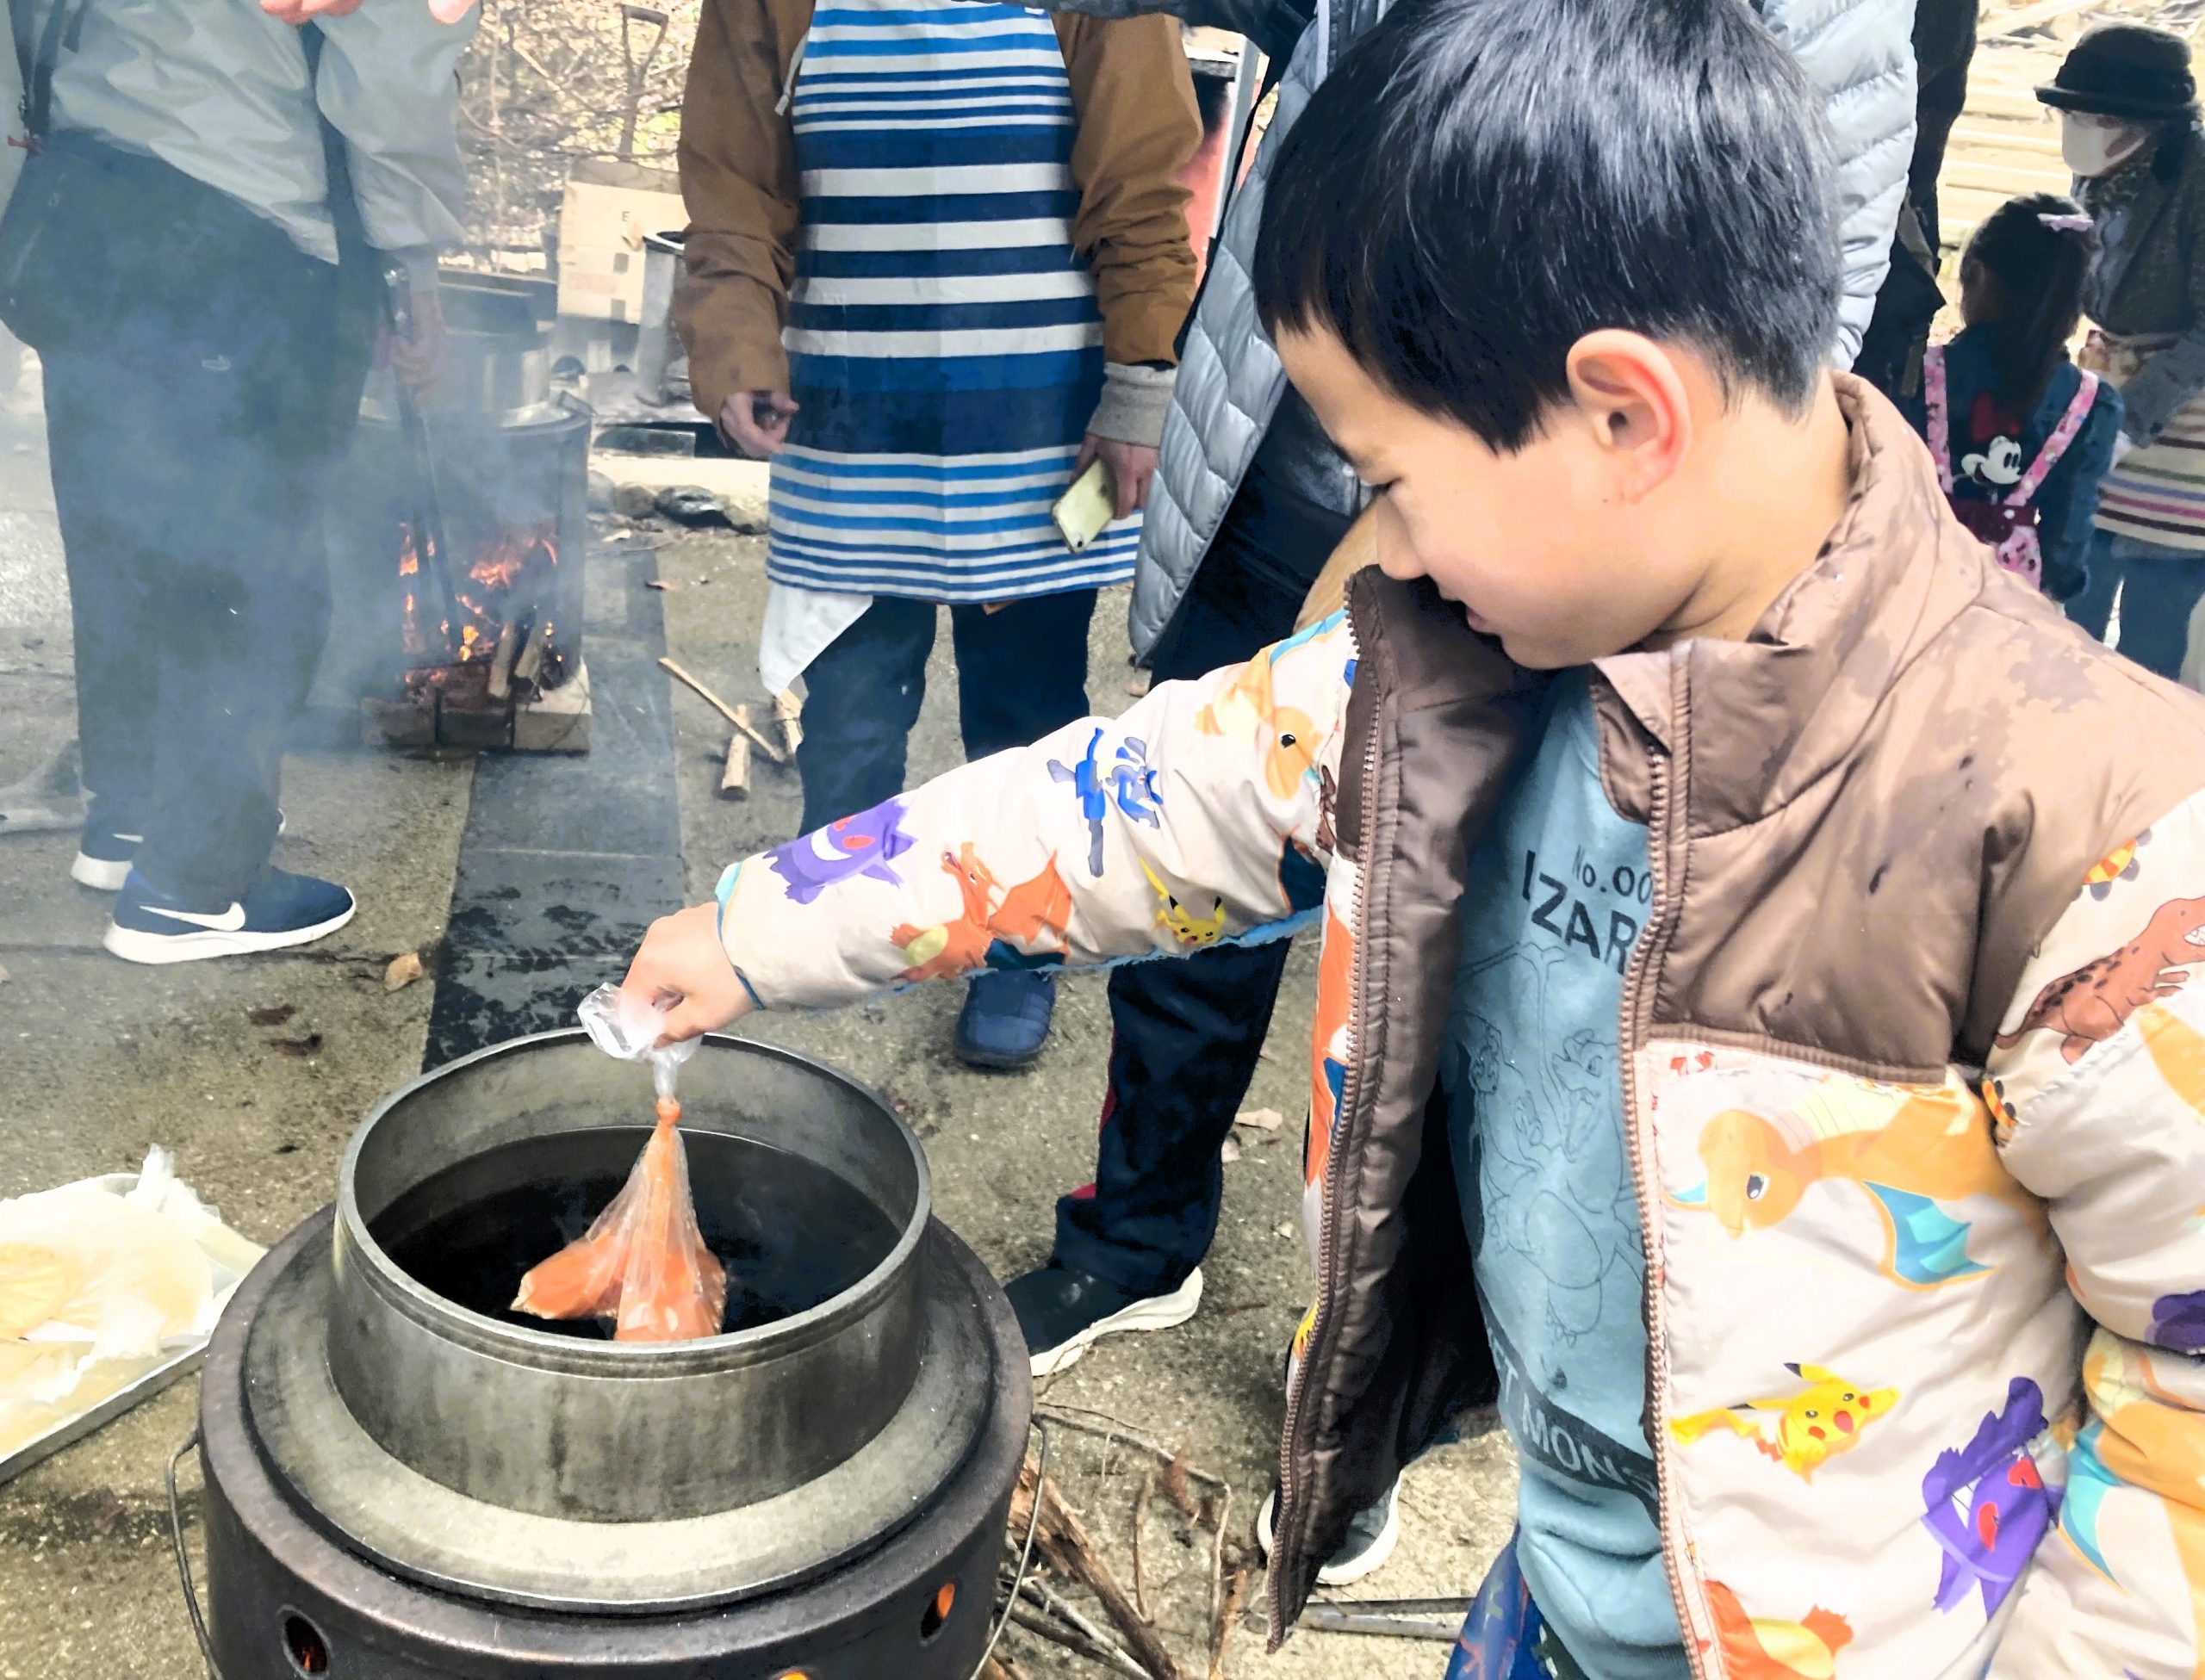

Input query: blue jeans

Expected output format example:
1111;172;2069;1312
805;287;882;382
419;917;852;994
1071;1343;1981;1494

794;588;1096;832
2067;530;2205;681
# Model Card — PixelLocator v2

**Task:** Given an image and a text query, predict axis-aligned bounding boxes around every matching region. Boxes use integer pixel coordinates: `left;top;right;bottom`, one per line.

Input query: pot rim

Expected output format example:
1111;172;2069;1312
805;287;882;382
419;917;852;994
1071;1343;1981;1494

333;1027;932;1374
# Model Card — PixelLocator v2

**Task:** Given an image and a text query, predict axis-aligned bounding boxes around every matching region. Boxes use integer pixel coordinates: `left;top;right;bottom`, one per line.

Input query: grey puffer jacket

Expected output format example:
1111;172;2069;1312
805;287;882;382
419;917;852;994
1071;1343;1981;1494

1063;0;1919;657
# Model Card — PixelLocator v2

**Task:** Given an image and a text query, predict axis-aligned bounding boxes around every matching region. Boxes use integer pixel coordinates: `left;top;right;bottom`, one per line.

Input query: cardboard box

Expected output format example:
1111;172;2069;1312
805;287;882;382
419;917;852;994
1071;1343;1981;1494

556;160;684;325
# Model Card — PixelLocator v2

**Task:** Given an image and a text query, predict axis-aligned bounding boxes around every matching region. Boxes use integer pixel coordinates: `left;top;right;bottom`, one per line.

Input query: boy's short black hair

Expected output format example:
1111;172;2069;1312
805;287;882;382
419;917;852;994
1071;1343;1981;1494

1253;0;1842;451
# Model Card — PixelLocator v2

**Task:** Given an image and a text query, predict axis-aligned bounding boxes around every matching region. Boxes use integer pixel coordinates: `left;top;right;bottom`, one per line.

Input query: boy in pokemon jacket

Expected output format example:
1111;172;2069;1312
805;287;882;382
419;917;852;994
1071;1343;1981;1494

624;0;2205;1673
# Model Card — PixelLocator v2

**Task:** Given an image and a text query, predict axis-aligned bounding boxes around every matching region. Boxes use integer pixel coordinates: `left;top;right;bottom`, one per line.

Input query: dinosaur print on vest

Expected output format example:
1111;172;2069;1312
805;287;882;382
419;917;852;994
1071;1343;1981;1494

1997;895;2205;1063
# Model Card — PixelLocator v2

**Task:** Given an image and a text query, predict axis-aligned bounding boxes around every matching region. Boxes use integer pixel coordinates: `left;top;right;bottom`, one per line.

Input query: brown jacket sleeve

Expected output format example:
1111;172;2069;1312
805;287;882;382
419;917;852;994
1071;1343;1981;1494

1055;14;1202;368
674;0;806;425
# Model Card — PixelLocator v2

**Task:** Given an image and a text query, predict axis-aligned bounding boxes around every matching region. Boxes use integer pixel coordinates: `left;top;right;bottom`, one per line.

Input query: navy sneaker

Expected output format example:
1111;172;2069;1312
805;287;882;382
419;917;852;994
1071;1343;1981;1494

1005;1261;1204;1377
72;808;285;893
1256;1480;1401;1586
105;866;355;965
954;969;1057;1069
71;815;145;891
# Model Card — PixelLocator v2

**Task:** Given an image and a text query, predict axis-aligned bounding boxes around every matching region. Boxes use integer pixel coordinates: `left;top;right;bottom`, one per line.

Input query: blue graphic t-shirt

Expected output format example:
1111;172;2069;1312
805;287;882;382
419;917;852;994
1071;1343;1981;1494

1442;671;1687;1680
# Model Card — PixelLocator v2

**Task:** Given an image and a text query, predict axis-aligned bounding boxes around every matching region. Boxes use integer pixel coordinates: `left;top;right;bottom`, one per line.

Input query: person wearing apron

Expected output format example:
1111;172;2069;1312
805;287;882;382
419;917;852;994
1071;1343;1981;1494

676;0;1199;1064
2040;23;2205;678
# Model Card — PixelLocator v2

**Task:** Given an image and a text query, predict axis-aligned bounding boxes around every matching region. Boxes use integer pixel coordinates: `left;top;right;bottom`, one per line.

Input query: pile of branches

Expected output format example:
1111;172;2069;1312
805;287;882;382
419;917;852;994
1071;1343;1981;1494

986;1410;1253;1680
453;0;701;257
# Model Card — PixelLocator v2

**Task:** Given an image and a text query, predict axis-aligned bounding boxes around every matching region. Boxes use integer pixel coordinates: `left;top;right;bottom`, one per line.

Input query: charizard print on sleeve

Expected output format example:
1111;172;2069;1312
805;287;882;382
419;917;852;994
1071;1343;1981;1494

1984;787;2205;1679
715;614;1353;1010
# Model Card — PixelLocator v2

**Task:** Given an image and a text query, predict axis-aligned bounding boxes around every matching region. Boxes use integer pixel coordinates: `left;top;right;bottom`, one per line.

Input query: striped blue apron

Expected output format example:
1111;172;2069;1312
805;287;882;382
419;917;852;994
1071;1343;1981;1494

768;0;1141;604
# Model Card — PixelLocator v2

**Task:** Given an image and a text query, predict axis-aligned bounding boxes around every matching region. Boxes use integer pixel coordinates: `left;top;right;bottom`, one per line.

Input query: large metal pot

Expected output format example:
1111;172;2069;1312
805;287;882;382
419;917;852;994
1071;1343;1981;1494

329;1031;929;1523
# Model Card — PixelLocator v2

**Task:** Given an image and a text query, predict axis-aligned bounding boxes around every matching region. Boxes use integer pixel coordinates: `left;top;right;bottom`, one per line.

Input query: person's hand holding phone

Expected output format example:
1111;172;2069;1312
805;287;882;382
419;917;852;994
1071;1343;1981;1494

720;391;800;459
1075;433;1158;518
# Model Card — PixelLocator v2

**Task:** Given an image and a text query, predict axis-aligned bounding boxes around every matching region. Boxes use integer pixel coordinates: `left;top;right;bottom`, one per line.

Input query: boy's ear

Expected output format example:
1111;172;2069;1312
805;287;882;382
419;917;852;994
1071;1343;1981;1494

1562;330;1693;502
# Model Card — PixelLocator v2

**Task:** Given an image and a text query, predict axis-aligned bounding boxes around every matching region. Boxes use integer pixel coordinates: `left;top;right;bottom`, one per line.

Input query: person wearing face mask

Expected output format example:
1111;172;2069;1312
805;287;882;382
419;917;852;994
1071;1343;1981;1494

2040;24;2205;678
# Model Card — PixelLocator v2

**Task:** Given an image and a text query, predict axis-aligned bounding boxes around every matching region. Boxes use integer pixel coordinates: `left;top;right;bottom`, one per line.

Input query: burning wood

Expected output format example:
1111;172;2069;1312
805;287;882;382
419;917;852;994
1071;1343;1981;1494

371;518;586;753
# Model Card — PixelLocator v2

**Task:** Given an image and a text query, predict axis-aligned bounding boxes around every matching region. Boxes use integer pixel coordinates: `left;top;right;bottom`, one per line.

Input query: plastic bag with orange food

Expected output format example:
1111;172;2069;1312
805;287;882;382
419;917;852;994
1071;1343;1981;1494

512;986;727;1342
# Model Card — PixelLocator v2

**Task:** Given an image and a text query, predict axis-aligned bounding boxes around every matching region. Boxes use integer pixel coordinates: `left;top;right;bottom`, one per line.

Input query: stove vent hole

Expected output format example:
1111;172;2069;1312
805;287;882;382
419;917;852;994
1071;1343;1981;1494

921;1580;956;1641
282;1611;331;1676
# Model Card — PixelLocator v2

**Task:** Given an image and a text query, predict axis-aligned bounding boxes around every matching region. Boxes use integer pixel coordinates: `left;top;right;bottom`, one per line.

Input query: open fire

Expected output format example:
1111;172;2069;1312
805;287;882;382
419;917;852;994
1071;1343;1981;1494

396;519;569;706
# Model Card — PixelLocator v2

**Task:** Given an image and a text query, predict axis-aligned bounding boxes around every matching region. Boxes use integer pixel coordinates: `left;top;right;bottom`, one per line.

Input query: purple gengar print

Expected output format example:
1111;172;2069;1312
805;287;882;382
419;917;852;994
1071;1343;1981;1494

2152;1290;2205;1355
1919;1376;2060;1619
765;799;916;905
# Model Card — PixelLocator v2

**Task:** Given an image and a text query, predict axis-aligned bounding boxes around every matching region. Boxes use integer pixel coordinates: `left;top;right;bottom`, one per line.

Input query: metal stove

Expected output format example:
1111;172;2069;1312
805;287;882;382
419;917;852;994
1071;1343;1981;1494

172;1032;1030;1679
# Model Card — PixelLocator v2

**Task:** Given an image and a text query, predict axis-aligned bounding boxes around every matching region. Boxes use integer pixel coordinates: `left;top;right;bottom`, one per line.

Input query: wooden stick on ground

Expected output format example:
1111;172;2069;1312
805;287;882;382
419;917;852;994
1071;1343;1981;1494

1131;1468;1155;1621
658;656;789;764
1034;1407;1230;1490
1208;1557;1252;1680
1010;1458;1187;1680
1006;1607;1149;1680
773;687;803;760
718;706;752;800
1019;1577;1147;1677
1207;1485;1233;1667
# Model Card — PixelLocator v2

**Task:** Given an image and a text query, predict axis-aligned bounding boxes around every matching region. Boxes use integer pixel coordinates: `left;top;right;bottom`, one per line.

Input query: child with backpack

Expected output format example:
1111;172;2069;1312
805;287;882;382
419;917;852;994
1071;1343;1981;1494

1910;195;2122;600
624;0;2205;1672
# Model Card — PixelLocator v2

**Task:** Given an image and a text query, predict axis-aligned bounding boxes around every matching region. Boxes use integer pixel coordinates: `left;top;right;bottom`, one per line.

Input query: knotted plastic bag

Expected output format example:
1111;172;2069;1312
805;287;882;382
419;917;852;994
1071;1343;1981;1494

512;987;728;1342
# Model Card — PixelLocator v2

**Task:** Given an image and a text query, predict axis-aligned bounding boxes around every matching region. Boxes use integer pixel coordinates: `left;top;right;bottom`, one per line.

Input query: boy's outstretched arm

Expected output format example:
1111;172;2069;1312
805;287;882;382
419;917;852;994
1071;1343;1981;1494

1985;791;2205;1677
625;615;1358;1041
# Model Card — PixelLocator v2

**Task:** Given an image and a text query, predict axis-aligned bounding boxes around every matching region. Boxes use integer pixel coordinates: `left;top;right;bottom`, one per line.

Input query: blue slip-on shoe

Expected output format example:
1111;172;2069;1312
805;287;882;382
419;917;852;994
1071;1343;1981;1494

70;815;146;891
953;968;1057;1069
73;807;286;893
104;865;354;965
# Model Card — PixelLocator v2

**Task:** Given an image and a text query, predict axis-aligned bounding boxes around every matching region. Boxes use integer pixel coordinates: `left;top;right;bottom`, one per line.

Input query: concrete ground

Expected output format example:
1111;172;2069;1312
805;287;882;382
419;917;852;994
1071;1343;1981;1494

0;382;1514;1680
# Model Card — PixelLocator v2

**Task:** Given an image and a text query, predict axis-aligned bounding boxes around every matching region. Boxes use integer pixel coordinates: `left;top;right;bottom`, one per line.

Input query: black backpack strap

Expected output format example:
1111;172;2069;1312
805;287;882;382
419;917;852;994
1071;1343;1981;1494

298;22;373;263
16;0;90;146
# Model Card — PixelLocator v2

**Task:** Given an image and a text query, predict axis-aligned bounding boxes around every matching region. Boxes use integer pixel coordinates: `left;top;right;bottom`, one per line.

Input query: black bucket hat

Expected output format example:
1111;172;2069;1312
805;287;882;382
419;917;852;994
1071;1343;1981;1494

2039;23;2199;121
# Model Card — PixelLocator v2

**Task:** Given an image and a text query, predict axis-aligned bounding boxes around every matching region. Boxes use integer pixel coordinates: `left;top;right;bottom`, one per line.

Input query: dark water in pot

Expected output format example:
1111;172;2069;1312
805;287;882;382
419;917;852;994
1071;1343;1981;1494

371;1128;900;1339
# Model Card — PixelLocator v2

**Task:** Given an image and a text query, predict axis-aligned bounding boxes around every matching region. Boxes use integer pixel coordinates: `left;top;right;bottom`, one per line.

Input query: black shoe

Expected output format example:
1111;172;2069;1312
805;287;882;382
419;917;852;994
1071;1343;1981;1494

105;866;355;965
954;969;1058;1069
1256;1480;1401;1586
1005;1261;1204;1377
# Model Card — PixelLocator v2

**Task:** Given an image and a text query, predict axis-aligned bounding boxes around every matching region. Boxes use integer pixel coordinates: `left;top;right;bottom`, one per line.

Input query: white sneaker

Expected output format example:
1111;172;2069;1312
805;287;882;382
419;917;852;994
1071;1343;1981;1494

1257;1481;1401;1586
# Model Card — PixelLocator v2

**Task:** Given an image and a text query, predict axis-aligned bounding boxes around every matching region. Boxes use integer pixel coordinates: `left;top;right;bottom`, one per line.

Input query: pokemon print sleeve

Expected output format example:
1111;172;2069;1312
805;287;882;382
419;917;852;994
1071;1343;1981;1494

1984;794;2205;1680
712;614;1356;1008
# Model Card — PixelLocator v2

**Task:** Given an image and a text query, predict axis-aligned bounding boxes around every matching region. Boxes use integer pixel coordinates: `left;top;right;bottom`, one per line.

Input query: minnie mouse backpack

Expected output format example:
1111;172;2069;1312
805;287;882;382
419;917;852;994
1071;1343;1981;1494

1924;344;2101;591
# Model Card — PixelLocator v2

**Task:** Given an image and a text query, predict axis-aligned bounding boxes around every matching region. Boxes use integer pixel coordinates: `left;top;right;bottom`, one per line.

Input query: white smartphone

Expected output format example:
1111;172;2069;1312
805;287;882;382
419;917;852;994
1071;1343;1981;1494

1051;459;1118;553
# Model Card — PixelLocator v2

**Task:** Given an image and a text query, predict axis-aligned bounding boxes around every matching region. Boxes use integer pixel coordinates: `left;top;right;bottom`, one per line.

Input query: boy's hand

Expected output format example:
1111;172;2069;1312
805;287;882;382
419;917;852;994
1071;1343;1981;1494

622;903;755;1044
